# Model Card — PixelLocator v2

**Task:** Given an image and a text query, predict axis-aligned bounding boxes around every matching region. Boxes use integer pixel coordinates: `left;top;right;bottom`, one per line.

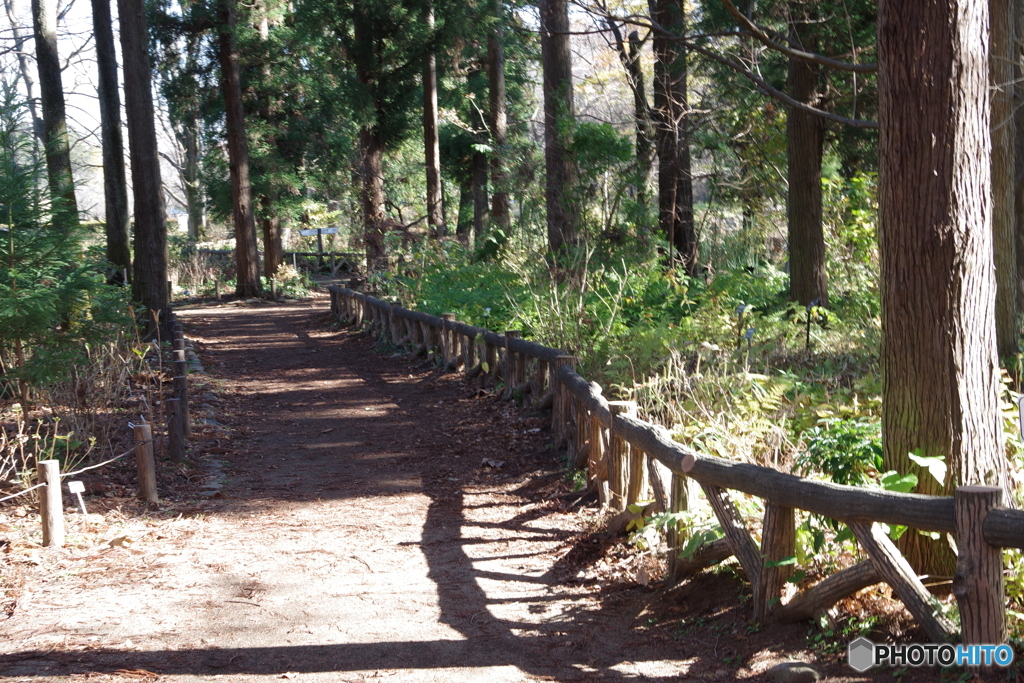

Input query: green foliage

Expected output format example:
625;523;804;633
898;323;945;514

0;92;132;393
796;417;881;486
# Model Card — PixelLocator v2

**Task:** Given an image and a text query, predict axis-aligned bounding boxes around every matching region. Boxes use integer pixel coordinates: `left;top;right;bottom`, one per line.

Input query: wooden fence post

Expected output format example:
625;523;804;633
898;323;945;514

626;442;648;507
607;401;636;511
484;339;498;387
667;472;690;583
133;422;158;503
588;407;609;507
166;398;185;462
754;502;795;623
215;278;221;301
464;334;477;380
551;356;577;446
533;360;548;406
503;331;521;397
439;314;455;366
954;486;1006;646
37;459;64;547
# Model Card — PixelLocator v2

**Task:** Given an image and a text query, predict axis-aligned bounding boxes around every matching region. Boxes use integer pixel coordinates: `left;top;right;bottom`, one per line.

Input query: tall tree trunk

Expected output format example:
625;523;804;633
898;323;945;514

652;0;695;274
91;0;130;282
539;0;579;259
786;37;828;306
176;116;203;240
261;214;283;279
878;0;1007;575
469;68;489;245
219;0;261;297
456;182;473;244
359;127;387;272
423;1;445;238
992;0;1017;356
1015;0;1024;318
488;24;510;241
5;0;43;144
118;0;168;337
31;0;78;221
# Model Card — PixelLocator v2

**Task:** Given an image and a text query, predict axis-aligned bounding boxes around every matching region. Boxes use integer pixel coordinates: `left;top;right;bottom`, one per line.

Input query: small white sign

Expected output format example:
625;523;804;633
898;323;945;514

299;227;340;236
67;481;85;494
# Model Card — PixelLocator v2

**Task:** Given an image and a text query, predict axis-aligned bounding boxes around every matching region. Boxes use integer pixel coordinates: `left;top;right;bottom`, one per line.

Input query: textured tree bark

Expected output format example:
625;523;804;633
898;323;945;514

991;0;1017;356
118;0;168;337
607;20;654;214
652;0;696;274
423;1;445;238
218;0;262;296
359;127;387;272
260;208;283;280
878;0;1007;574
31;0;78;221
1015;0;1024;314
786;39;828;307
540;0;579;259
91;0;131;281
488;25;510;239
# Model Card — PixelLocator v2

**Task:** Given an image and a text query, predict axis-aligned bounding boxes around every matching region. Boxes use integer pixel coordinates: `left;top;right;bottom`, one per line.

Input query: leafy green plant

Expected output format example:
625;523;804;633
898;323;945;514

797;417;882;486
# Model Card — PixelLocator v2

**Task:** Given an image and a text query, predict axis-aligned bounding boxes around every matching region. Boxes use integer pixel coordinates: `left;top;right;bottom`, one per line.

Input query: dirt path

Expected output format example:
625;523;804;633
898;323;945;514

1;298;710;682
4;296;946;683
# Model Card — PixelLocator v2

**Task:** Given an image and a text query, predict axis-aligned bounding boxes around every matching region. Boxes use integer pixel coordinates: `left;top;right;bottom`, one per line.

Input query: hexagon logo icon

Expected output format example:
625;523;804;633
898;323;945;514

848;637;875;672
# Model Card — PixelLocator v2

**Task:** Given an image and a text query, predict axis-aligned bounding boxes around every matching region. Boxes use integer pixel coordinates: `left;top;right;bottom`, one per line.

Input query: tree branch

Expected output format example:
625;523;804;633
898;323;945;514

719;0;876;73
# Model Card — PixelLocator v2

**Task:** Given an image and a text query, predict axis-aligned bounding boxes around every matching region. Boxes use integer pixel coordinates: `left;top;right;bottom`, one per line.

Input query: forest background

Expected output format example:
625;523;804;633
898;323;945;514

2;0;1024;643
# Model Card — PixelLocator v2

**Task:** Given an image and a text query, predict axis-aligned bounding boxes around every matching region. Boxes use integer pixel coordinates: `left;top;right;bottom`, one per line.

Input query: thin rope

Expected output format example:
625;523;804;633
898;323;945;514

0;482;46;504
60;446;135;479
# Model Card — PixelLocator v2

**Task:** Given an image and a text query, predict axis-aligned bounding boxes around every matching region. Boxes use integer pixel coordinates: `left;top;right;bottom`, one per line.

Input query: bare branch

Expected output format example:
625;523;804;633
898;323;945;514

719;0;875;73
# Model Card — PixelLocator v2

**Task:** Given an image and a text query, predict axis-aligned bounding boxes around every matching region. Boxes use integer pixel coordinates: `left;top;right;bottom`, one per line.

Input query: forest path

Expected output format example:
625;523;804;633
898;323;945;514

1;295;710;682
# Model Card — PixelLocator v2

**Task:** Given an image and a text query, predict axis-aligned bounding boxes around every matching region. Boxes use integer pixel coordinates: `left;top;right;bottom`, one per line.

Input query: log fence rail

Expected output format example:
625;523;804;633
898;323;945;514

328;284;1024;647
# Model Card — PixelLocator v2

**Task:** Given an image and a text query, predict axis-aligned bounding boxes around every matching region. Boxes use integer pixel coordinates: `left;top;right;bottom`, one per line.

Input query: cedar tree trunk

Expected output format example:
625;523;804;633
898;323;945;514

423;1;445;237
878;0;1007;575
489;25;511;240
219;0;262;297
31;0;78;220
652;0;696;274
91;0;131;281
786;42;828;307
540;0;579;259
118;0;169;336
992;0;1017;356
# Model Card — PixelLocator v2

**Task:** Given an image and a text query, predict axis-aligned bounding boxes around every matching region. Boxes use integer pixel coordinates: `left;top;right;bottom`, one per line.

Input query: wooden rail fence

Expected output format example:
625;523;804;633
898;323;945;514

328;285;1024;646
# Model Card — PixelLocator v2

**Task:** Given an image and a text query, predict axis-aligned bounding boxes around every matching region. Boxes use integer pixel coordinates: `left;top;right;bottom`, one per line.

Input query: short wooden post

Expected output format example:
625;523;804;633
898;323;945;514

532;360;548;406
215;278;221;301
441;314;456;366
626;446;648;507
387;309;397;343
420;322;433;359
551;355;577;446
953;486;1006;646
503;331;521;397
571;398;589;469
485;340;498;386
166;398;185;462
667;472;690;582
133;422;158;503
173;374;191;437
271;278;277;300
754;502;795;623
606;401;636;510
37;459;64;547
463;334;477;380
588;409;609;507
